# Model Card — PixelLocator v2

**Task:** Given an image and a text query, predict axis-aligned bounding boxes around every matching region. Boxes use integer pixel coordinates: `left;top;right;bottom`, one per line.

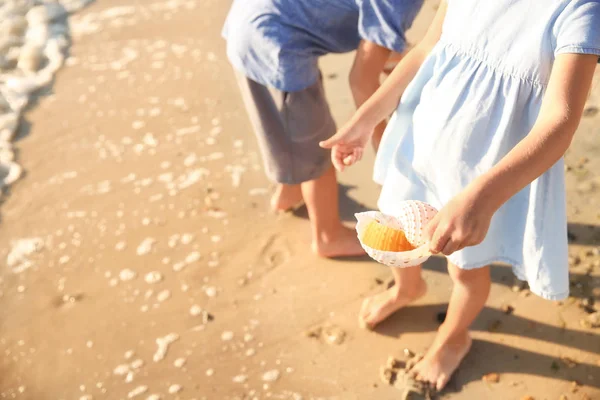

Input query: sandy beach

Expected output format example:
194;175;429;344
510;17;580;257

0;1;599;399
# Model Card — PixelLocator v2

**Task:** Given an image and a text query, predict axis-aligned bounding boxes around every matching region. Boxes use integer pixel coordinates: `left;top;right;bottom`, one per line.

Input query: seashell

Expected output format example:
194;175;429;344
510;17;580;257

355;200;438;268
361;220;414;252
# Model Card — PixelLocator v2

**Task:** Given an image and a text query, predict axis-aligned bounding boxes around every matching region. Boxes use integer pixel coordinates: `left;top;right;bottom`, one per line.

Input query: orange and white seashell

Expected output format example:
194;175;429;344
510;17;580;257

355;200;438;268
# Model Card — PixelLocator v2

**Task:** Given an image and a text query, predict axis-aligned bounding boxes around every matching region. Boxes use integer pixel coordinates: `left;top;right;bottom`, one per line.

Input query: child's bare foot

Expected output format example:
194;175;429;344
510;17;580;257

271;184;303;212
410;327;472;391
312;225;365;258
359;278;427;329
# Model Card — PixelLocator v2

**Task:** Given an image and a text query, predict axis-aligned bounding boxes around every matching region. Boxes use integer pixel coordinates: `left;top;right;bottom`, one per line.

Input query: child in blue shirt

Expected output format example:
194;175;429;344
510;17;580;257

223;0;424;257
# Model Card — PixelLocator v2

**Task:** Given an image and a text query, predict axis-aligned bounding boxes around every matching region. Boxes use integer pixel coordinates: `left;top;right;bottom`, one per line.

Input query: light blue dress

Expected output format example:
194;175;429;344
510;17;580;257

375;0;600;300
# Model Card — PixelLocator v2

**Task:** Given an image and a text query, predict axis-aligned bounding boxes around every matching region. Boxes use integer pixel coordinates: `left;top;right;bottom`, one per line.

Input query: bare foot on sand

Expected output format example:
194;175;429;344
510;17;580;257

410;328;472;391
359;278;427;329
312;225;365;258
271;184;303;212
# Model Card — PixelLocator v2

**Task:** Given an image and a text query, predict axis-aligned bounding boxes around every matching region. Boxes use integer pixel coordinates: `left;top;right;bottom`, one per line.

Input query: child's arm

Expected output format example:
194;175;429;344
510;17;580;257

349;40;390;109
348;40;392;150
320;1;447;171
353;2;446;130
427;53;598;256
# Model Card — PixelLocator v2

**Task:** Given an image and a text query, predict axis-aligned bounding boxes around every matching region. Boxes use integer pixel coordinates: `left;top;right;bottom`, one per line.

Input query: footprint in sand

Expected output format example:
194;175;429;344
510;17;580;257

52;293;85;309
305;324;347;345
259;234;291;268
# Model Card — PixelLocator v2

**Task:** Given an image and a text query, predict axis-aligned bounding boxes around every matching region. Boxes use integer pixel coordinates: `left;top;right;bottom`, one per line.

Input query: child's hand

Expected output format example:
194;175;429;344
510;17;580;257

424;189;494;256
319;118;373;171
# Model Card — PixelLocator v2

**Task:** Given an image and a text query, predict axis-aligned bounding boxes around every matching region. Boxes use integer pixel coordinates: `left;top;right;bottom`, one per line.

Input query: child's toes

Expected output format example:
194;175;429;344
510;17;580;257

436;373;449;391
358;299;372;328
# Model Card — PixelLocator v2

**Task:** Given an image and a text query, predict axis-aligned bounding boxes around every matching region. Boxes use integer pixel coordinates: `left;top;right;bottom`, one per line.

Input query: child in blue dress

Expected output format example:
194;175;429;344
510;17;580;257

321;0;600;390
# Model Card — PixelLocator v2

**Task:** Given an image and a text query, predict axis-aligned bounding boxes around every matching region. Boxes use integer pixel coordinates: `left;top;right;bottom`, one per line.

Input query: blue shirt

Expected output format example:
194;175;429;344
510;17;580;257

222;0;424;91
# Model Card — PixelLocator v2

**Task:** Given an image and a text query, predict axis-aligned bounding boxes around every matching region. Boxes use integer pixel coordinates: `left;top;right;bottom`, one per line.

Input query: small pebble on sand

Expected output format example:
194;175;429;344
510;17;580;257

137;238;156;255
153;333;179;362
174;357;186;368
145;272;163;284
156;289;171;302
168;384;182;394
119;269;137;281
190;305;203;316
483;373;500;383
262;370;280;382
221;331;234;341
113;364;130;376
185;251;201;263
127;385;148;398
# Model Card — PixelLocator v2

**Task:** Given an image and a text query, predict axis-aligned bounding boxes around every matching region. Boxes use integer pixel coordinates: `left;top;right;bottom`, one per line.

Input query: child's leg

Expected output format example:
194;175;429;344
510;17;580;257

271;184;303;212
233;69;364;257
359;265;427;329
411;263;491;390
302;165;365;258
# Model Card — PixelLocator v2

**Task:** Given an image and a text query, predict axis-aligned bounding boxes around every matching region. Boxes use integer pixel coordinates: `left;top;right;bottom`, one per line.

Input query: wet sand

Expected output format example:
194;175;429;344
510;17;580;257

1;1;599;399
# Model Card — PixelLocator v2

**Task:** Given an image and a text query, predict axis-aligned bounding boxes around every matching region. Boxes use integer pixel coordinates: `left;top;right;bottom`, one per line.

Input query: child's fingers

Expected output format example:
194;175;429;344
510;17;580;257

342;148;363;167
424;213;440;242
441;237;460;256
429;224;450;254
332;148;350;172
343;154;355;166
355;148;364;162
319;132;344;149
332;152;345;172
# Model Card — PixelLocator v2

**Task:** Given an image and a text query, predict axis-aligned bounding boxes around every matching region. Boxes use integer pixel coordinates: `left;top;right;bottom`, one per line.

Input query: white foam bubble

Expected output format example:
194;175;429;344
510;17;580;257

7;238;44;273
